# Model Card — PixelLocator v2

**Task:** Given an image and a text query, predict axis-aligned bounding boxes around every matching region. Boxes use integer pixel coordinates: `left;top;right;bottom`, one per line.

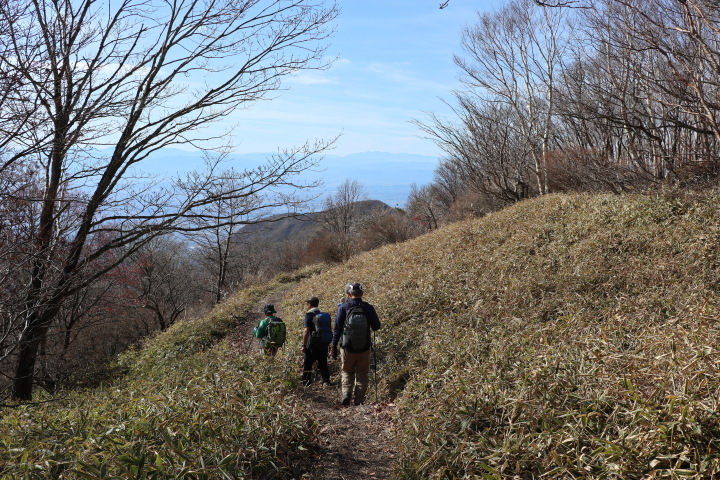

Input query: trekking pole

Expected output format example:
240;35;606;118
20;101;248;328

245;321;255;352
371;330;378;403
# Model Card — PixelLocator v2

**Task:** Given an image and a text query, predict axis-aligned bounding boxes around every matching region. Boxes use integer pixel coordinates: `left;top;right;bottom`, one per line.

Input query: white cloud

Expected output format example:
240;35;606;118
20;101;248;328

288;73;338;85
330;58;353;68
365;62;451;92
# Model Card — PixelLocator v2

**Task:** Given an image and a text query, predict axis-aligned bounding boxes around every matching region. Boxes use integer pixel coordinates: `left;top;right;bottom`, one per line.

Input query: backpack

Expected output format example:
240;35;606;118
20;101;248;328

265;316;286;348
309;312;332;348
341;303;370;353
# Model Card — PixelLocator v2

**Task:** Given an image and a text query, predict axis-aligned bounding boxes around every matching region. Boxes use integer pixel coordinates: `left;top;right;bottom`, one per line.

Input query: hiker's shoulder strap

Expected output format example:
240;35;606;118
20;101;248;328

349;301;366;312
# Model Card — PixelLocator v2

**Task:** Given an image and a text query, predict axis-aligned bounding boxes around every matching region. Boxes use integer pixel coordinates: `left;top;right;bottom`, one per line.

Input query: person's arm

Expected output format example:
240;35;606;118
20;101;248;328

302;328;310;350
254;318;268;338
332;304;346;346
331;304;346;358
366;304;381;331
302;312;314;351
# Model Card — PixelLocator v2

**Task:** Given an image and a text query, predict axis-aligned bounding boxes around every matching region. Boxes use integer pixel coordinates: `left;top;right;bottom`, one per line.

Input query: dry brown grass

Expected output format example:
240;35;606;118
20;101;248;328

283;192;720;479
4;192;717;479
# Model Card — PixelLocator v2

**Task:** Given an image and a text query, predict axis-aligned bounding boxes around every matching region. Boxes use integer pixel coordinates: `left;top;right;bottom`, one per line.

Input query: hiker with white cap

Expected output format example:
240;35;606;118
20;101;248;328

331;283;381;406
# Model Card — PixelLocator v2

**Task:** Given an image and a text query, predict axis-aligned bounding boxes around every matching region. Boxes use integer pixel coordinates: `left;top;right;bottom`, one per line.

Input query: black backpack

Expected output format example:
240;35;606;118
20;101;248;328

309;312;333;348
341;303;371;353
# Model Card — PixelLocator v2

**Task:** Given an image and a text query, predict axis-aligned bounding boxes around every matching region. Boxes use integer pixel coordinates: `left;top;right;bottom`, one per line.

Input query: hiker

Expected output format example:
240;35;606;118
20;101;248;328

253;304;286;356
331;283;381;406
301;296;332;387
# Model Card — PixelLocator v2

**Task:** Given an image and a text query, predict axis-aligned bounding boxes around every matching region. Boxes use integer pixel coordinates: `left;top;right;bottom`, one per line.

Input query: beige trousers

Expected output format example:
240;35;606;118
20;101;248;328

341;349;371;404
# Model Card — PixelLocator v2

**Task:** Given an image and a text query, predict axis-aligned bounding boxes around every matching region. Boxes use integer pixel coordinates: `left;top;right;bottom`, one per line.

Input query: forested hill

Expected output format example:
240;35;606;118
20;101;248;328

237;199;393;244
2;192;720;479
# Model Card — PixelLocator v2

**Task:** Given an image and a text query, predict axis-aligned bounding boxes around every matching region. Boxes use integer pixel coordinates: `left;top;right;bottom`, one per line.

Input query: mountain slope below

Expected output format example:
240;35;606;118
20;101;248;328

3;192;720;479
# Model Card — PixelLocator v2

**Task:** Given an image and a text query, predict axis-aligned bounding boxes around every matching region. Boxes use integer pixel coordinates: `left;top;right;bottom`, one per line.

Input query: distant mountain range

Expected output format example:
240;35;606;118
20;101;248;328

139;149;439;208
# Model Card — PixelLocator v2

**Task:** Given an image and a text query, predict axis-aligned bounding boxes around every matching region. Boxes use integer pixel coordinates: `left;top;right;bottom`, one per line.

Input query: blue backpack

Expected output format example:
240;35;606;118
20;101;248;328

310;312;333;347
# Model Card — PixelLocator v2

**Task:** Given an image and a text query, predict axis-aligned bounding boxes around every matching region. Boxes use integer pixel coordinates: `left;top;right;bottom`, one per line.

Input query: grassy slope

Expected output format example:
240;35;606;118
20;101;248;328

3;192;720;479
0;266;324;479
284;192;720;479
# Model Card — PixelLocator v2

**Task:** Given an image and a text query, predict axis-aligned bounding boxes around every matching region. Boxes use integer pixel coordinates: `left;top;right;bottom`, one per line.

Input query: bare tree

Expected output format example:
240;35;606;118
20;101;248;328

545;0;720;183
134;238;203;332
594;0;720;173
317;179;368;261
407;183;446;231
0;0;338;400
319;179;368;235
427;0;720;201
183;163;275;305
415;99;535;209
454;0;573;194
32;275;117;392
438;0;582;7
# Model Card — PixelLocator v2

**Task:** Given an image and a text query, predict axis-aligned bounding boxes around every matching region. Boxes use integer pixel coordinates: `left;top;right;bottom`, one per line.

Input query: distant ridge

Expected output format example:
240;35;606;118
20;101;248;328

237;199;393;244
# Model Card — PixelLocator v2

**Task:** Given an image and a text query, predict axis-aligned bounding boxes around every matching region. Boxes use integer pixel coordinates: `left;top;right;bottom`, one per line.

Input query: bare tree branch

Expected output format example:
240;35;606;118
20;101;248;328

0;0;338;401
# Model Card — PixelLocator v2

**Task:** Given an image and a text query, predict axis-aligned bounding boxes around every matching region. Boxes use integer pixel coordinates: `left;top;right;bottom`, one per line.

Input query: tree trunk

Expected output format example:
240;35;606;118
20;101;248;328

12;320;51;400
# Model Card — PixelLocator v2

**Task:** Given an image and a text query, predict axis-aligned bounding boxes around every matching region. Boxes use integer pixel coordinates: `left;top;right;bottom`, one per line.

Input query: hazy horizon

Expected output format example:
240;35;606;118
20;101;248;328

138;148;439;208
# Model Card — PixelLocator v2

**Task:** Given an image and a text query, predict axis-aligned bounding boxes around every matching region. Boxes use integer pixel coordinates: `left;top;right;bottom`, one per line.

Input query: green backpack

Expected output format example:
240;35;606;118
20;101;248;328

265;316;286;348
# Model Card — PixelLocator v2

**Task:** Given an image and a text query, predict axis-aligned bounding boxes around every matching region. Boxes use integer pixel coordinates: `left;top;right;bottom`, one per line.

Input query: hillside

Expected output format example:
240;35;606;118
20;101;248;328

237;199;393;244
283;192;720;478
2;192;720;479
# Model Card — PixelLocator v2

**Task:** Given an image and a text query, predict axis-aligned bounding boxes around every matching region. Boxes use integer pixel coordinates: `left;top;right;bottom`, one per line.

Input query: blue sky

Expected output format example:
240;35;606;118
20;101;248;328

225;0;499;158
147;1;503;206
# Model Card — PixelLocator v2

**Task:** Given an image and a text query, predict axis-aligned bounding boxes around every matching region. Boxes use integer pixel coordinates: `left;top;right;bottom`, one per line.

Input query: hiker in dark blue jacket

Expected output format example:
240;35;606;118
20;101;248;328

331;283;381;406
301;296;331;387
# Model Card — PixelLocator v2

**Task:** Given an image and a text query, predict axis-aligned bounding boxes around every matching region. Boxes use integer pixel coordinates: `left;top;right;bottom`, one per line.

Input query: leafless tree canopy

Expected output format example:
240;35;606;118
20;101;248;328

438;0;582;8
316;179;368;261
319;179;367;235
0;0;338;400
419;0;720;224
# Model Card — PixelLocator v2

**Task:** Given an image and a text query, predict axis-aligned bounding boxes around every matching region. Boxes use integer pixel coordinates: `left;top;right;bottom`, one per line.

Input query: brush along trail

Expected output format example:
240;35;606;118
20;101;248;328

231;289;399;479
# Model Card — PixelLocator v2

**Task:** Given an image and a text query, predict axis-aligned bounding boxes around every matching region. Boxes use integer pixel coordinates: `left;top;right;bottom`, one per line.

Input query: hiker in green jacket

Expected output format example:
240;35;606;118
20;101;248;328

254;304;286;356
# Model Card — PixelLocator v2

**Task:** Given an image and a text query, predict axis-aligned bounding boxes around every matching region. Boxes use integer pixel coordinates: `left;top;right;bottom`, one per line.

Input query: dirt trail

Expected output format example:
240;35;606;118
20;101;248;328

231;288;399;479
294;373;398;480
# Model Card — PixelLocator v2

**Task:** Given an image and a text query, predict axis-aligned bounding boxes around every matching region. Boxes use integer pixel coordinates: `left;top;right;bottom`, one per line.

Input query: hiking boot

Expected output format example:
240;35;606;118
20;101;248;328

341;396;351;406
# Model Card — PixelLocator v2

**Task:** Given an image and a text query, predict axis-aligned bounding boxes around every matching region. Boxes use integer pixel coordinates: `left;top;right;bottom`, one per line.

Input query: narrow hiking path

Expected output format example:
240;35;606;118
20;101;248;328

229;286;399;479
293;375;398;480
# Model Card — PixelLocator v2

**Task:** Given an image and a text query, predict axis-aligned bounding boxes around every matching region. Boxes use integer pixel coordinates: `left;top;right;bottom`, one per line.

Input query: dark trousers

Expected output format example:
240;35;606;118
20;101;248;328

302;344;330;385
